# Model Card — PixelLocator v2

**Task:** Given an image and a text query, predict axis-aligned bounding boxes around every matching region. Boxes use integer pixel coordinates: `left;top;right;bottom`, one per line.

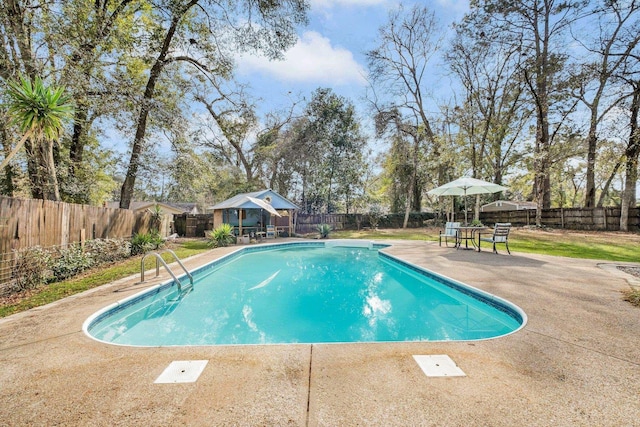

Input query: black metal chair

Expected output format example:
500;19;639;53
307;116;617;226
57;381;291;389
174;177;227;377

479;222;512;254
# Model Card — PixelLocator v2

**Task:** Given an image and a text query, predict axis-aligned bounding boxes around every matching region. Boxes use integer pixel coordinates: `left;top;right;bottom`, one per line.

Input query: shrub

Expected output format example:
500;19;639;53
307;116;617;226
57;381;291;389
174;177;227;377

50;244;94;281
84;238;131;264
317;223;332;239
131;231;164;255
367;206;383;229
207;224;235;248
11;246;52;291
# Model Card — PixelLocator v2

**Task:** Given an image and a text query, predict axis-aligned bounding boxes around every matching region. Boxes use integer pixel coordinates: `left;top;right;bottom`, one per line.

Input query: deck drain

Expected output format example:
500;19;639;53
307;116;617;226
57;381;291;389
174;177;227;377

154;360;209;383
413;355;466;377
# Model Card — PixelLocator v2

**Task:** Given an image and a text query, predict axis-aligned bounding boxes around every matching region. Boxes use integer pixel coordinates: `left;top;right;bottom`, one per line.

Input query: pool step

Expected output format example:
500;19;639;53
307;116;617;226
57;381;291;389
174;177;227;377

325;239;374;249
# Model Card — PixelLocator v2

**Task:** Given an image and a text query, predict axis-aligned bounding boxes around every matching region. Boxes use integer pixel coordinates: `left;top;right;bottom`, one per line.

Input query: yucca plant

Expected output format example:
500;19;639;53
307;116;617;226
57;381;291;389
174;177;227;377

317;223;332;239
1;75;74;200
148;204;164;233
130;231;164;255
207;223;236;247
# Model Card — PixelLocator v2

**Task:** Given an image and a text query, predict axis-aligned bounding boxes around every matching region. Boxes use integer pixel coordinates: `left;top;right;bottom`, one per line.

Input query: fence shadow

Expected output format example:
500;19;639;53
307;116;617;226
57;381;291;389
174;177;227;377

440;250;547;268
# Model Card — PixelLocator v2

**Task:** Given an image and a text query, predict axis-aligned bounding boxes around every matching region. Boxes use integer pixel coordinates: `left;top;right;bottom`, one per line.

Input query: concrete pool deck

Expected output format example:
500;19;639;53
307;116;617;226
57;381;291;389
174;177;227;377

1;239;639;426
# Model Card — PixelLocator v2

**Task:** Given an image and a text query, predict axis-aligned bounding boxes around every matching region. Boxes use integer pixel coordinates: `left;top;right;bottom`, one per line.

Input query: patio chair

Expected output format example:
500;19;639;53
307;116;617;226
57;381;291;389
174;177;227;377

478;222;511;254
439;222;460;247
266;224;276;239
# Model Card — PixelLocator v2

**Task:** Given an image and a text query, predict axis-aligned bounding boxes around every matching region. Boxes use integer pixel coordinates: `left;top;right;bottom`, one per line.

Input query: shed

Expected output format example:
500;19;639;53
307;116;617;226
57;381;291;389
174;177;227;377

209;189;299;237
481;200;537;212
106;201;198;215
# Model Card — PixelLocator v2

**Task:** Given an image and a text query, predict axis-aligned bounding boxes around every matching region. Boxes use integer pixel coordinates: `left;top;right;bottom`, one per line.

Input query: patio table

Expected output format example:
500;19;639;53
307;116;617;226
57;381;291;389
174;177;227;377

455;226;487;250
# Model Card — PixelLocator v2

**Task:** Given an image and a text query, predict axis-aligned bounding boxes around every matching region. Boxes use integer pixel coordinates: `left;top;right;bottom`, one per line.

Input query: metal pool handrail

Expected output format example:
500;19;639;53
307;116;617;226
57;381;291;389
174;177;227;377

140;249;193;293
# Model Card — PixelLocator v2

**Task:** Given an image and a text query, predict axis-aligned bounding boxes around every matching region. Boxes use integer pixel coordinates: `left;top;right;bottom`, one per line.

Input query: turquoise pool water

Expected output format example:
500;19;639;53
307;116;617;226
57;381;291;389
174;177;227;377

84;242;525;346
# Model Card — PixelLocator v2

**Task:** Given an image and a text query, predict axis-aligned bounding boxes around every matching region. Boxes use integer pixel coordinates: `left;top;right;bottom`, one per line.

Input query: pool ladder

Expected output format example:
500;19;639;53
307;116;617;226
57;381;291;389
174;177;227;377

140;249;194;294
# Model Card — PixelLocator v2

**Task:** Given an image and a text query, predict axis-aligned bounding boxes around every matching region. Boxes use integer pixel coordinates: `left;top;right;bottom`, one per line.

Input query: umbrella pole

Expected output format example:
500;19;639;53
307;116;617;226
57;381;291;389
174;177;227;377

451;197;454;222
464;190;468;225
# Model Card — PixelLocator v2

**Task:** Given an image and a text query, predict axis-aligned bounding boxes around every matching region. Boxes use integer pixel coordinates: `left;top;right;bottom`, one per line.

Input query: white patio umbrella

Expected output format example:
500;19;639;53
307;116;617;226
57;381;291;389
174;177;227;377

427;177;507;224
247;196;281;217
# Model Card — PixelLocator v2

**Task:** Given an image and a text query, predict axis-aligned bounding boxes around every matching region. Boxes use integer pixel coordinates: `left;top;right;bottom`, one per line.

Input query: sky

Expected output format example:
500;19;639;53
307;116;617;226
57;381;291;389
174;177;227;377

233;0;471;122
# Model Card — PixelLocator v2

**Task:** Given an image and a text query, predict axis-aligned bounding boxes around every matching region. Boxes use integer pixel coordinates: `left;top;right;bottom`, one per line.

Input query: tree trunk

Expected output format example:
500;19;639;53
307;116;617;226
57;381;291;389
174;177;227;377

412;176;421;211
23;137;43;199
584;124;598;208
404;135;421;228
597;157;622;207
326;164;334;214
69;102;88;178
0;123;15;196
403;173;414;229
620;84;640;231
6;0;38;78
42;139;60;201
534;118;549;226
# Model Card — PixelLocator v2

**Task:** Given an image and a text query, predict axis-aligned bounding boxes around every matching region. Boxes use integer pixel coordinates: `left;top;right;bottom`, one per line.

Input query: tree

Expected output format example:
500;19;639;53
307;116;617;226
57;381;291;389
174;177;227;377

469;0;584;226
572;0;640;208
2;75;74;200
119;0;308;209
378;132;414;213
55;0;142;201
287;88;368;214
1;0;47;198
303;89;367;213
264;115;309;198
0;0;144;202
446;19;531;219
194;79;300;191
366;3;442;227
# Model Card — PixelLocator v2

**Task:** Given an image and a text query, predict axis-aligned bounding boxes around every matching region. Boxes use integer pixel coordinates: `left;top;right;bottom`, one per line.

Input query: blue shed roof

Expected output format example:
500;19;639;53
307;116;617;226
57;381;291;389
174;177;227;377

209;189;299;210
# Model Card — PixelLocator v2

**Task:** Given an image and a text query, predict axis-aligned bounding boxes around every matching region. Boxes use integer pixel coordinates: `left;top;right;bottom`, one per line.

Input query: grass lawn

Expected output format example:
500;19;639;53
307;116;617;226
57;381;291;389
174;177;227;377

333;227;640;263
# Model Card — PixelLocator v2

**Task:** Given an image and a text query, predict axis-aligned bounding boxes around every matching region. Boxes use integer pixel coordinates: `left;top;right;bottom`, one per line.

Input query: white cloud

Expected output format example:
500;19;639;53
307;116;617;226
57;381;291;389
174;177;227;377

236;31;368;86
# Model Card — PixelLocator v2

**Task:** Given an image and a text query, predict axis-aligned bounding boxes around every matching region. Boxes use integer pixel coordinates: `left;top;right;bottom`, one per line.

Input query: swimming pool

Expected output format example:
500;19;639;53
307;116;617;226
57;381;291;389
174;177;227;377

84;241;526;346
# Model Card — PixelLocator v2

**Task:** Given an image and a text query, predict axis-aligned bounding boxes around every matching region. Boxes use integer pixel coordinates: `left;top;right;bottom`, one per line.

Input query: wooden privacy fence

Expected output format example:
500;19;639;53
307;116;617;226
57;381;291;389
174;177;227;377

296;209;640;233
294;212;435;234
0;196;154;284
480;207;640;231
295;214;352;234
173;214;214;237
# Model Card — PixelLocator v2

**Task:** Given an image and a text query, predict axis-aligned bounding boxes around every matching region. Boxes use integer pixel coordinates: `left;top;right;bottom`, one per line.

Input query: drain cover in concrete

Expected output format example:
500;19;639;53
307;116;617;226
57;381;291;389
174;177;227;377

413;355;466;377
155;360;208;383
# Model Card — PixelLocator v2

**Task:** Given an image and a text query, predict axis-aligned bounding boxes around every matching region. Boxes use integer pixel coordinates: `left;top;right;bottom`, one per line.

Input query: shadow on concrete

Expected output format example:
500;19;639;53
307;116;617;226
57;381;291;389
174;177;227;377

440;250;547;268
